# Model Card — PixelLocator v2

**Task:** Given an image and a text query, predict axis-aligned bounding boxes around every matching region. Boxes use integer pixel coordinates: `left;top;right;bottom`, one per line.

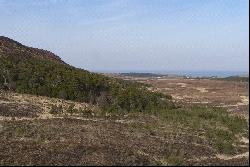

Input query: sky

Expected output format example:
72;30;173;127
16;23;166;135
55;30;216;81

0;0;249;73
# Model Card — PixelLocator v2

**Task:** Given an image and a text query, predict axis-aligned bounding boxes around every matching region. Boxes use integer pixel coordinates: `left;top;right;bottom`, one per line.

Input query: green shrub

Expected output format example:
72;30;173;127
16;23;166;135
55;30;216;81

66;104;77;115
49;104;63;115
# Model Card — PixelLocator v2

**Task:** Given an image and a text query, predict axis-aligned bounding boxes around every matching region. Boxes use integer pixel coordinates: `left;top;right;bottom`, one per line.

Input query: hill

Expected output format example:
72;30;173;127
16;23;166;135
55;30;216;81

0;36;174;113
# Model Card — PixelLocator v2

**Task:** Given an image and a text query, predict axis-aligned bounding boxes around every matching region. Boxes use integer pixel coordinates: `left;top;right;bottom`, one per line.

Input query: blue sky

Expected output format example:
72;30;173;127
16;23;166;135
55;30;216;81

0;0;249;72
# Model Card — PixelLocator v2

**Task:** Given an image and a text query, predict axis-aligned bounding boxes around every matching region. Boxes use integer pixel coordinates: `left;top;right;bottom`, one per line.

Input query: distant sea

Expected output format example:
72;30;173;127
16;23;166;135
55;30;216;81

160;71;249;78
96;70;249;78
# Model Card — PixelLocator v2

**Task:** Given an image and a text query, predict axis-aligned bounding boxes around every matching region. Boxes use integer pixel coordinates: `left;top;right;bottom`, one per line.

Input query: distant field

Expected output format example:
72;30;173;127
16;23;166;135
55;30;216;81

121;77;249;119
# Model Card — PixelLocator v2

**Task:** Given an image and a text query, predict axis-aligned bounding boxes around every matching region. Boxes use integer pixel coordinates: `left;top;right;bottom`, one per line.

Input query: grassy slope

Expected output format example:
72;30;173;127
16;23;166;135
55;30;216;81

0;92;249;165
